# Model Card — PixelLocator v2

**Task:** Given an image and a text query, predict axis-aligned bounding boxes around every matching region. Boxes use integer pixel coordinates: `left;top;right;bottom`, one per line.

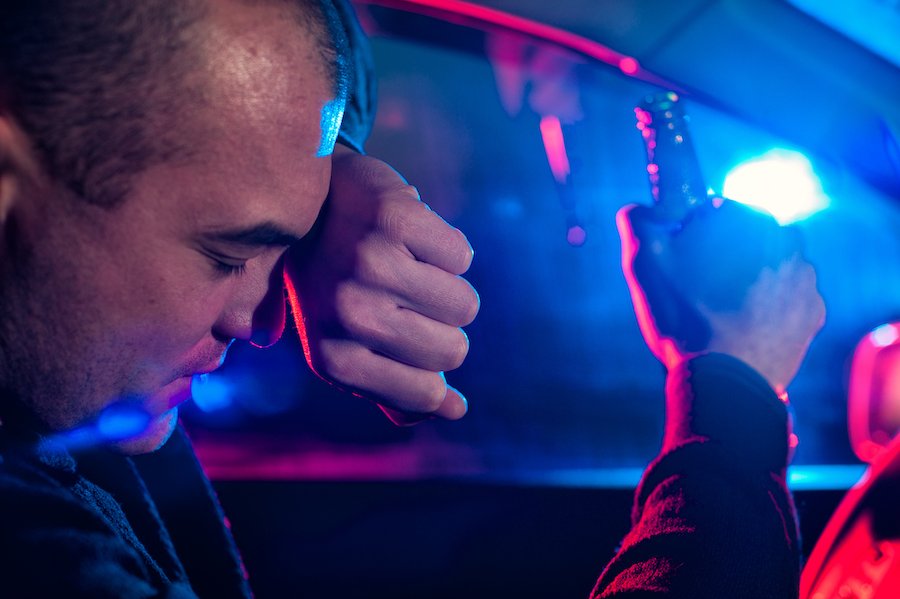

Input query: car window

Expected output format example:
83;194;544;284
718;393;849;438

182;3;900;487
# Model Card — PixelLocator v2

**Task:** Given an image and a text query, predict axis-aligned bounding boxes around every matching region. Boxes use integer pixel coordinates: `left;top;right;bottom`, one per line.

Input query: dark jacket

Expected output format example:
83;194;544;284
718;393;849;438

591;353;799;598
0;354;799;598
0;422;247;598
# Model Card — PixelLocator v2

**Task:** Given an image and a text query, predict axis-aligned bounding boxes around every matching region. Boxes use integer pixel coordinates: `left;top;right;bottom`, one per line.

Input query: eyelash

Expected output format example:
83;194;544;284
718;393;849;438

213;260;247;277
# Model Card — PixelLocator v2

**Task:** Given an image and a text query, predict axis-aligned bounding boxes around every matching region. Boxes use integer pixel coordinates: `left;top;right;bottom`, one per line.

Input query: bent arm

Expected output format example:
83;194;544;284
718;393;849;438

591;354;800;598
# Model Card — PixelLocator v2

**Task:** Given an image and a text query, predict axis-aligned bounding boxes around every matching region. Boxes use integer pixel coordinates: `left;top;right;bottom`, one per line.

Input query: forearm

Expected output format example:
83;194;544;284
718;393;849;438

591;354;800;598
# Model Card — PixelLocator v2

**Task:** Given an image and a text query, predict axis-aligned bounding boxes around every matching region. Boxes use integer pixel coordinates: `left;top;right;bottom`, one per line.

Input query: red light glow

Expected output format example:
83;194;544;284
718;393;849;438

539;115;571;184
618;57;639;74
848;323;900;463
355;0;682;90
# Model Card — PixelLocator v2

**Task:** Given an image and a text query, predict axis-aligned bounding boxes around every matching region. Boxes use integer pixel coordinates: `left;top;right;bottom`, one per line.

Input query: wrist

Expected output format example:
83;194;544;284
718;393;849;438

663;353;793;471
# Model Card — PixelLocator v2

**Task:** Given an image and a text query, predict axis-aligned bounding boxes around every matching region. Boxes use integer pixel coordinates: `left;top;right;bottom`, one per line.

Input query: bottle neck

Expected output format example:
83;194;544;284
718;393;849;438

636;92;707;222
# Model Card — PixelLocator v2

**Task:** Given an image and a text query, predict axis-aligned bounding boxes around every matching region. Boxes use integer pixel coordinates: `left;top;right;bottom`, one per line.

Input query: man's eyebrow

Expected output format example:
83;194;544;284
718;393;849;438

202;223;304;247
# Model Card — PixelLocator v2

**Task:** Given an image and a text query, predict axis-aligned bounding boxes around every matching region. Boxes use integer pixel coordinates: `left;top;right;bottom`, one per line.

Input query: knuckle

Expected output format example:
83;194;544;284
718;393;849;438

377;189;429;243
354;240;392;286
333;283;359;326
399;184;422;203
378;202;412;244
316;342;361;387
334;284;378;339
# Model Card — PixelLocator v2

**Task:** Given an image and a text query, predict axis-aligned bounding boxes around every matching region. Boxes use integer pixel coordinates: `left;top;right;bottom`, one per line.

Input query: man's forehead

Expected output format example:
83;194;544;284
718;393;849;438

193;0;339;148
123;0;339;239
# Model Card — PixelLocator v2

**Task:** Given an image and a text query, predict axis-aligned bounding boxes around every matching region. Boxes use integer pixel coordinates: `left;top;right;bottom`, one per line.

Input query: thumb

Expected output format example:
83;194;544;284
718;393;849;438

616;203;682;290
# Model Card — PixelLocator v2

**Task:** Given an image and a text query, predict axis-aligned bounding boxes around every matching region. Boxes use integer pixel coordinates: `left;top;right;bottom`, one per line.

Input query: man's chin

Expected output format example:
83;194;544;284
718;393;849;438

108;408;179;455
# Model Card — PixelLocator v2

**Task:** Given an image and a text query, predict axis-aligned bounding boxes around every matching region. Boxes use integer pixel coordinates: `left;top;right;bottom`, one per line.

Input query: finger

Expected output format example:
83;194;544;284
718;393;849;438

347;300;471;372
616;204;668;363
380;385;468;426
616;203;676;253
390;260;480;327
617;202;679;287
802;260;827;330
315;340;456;415
617;203;714;360
396;202;475;275
435;385;468;419
779;256;826;332
353;238;480;327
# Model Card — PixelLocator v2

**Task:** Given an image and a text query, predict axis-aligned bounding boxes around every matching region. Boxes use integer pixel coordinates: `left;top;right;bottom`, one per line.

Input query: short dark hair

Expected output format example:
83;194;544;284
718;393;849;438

0;0;350;207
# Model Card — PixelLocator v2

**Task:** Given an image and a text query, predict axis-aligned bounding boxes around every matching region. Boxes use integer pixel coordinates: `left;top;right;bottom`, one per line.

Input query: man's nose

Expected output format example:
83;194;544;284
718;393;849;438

214;258;286;348
249;263;286;348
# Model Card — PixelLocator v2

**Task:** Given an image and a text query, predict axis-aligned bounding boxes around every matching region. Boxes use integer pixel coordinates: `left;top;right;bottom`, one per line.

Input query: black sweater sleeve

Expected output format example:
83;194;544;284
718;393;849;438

590;353;800;598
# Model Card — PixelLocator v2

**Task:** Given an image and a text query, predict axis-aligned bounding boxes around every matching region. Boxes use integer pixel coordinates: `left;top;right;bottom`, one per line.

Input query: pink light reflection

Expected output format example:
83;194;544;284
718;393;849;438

191;430;485;481
618;56;640;75
539;115;571;184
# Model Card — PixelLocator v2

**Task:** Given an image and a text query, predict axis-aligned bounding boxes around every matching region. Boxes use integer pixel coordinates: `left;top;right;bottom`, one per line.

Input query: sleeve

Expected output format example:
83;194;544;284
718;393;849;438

0;465;197;599
589;353;801;598
331;0;377;153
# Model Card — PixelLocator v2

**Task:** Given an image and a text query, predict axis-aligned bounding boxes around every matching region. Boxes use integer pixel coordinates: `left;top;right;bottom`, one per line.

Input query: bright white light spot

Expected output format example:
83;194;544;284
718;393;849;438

722;149;829;224
871;324;900;348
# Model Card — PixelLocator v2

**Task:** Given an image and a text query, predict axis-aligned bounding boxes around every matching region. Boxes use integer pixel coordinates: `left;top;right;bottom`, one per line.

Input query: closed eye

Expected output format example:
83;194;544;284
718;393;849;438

201;249;250;278
213;259;248;277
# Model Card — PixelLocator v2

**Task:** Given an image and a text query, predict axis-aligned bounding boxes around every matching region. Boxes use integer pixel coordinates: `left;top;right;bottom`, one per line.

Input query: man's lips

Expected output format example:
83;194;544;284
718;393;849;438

168;361;226;410
163;345;232;411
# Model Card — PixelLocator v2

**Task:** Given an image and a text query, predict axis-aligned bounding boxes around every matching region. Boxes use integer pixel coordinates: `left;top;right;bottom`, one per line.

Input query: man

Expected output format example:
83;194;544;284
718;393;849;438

0;0;477;595
0;0;827;597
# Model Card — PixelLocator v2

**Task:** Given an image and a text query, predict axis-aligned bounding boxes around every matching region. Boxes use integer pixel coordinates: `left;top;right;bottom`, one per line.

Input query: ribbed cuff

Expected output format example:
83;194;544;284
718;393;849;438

662;353;791;474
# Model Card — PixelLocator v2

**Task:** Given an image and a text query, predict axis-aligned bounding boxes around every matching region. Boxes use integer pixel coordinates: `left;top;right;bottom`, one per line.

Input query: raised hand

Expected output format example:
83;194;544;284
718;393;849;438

284;145;479;424
617;199;825;393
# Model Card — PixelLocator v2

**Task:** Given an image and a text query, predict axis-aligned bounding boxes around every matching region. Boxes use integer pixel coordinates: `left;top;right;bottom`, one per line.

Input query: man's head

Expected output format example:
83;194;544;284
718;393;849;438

0;0;350;452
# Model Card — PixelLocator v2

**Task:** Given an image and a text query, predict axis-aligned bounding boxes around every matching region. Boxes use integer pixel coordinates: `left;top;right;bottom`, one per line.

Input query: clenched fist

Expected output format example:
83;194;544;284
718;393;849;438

285;145;479;424
617;199;825;394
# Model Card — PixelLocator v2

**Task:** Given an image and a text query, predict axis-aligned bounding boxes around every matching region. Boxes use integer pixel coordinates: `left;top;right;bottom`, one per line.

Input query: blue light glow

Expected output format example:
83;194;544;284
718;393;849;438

787;465;868;491
317;98;345;157
191;373;235;412
96;404;151;441
787;0;900;69
486;464;868;490
871;323;900;348
722;149;829;224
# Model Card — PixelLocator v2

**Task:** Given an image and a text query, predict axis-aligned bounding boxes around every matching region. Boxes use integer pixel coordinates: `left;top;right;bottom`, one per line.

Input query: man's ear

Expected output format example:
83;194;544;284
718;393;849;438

0;112;44;222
